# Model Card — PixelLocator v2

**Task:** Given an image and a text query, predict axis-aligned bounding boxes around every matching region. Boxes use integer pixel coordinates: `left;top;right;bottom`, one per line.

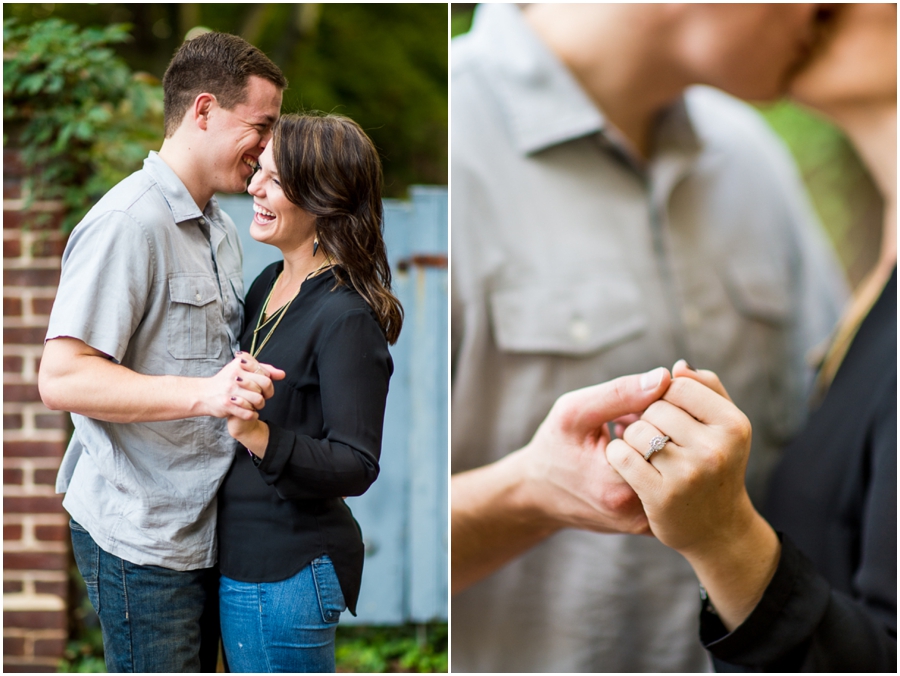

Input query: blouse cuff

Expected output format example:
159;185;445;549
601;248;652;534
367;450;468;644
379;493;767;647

700;534;831;667
255;423;292;484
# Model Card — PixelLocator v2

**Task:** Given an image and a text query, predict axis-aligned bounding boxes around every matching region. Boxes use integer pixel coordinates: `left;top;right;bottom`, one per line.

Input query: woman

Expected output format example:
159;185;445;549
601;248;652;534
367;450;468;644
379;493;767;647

607;4;896;671
216;113;403;672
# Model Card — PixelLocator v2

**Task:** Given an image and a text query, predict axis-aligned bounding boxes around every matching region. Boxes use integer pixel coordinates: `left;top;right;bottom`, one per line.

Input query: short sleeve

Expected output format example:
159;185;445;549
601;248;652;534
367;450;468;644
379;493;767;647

46;211;154;362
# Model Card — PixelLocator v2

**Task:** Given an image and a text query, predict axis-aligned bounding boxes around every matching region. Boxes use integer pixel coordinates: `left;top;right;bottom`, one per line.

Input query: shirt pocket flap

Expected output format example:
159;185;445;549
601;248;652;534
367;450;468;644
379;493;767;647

168;275;218;307
720;261;791;325
489;280;647;356
229;275;245;305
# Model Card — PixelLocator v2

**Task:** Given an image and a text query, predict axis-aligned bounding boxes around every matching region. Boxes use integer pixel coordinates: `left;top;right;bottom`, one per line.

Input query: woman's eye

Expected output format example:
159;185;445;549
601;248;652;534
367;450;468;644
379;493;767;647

273;179;281;187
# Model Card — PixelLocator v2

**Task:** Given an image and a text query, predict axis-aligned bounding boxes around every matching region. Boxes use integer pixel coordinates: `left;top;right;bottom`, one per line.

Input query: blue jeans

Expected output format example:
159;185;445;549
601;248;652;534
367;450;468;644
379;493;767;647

69;520;219;672
219;556;347;673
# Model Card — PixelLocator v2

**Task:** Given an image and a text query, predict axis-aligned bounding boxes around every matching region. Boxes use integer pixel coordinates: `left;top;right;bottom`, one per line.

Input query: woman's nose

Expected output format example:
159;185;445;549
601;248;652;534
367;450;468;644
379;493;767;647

248;173;263;196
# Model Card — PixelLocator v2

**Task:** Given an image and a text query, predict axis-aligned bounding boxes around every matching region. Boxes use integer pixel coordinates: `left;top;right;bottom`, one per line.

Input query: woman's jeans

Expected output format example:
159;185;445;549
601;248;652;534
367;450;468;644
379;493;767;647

220;555;347;673
69;520;220;672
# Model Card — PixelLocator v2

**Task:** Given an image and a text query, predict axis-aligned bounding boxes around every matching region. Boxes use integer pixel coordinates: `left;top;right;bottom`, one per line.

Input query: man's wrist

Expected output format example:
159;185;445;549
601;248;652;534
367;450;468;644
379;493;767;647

499;447;562;538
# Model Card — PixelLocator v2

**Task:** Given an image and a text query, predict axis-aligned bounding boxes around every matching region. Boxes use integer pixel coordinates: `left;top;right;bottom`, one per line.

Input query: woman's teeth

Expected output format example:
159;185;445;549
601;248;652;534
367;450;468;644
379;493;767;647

253;203;276;223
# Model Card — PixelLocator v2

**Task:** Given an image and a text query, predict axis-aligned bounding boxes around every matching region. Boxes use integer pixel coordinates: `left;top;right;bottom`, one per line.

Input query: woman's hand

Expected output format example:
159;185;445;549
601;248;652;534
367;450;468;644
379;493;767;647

607;362;755;555
199;353;286;420
607;360;781;630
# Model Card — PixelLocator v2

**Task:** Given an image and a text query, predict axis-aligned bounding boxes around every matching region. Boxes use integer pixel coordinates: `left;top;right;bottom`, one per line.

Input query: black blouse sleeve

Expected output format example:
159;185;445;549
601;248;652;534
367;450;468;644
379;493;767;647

254;308;392;500
701;394;897;672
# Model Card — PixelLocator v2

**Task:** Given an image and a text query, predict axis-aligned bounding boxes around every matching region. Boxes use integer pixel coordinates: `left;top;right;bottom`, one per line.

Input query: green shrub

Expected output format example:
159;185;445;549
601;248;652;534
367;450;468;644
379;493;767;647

3;17;163;230
336;623;448;673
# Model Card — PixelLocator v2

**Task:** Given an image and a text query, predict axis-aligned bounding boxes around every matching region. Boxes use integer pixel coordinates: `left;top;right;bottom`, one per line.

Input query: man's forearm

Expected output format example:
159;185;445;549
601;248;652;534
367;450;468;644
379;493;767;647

451;450;559;595
38;337;271;423
41;350;212;423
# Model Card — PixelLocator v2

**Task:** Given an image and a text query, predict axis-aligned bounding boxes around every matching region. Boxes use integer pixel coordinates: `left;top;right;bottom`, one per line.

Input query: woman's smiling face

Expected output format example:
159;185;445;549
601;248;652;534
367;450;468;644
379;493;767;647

247;143;317;253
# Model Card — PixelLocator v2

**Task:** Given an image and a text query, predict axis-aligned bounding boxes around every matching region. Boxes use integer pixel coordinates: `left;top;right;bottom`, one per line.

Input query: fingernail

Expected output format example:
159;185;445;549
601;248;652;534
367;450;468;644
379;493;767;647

684;361;697;372
230;397;236;401
240;359;247;364
235;350;244;355
641;367;665;391
236;377;243;382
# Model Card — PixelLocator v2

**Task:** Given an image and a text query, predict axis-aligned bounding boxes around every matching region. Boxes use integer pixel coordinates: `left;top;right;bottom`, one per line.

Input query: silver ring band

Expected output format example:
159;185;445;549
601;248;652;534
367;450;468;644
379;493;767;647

643;435;670;461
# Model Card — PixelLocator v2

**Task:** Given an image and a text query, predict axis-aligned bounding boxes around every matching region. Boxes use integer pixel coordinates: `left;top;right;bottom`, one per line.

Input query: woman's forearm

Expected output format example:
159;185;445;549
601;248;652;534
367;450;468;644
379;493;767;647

684;505;782;632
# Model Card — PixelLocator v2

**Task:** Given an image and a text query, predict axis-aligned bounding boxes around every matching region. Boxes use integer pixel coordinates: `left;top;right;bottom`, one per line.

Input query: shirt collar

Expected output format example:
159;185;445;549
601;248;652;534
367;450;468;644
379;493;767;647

142;151;221;224
470;4;702;163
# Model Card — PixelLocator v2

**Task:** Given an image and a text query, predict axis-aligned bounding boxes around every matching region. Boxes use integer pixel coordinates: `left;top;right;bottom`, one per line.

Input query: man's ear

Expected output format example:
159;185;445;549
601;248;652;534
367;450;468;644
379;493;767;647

191;92;216;131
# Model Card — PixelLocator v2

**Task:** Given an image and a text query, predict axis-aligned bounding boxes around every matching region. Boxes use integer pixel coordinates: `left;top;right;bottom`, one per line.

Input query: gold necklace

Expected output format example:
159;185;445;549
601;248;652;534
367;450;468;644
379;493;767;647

249;260;335;358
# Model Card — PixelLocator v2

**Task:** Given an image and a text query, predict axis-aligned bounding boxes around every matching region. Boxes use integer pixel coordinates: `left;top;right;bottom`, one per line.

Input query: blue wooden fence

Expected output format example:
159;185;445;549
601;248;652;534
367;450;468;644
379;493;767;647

217;187;448;625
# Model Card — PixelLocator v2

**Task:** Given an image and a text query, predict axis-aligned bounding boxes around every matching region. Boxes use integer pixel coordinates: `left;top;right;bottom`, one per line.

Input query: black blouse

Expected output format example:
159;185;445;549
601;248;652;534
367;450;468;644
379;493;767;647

701;268;897;671
217;262;393;615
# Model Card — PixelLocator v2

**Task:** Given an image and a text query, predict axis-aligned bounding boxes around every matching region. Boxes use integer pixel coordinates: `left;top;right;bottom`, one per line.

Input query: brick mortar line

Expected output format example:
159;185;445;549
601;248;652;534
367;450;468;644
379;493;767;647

3;513;68;524
3;259;62;270
3;316;52;328
1;345;45;356
3;198;65;211
4;457;67;469
2;432;67;444
2;286;59;297
3;485;62;497
4;542;68;553
1;628;67;637
4;571;68;582
2;402;57;415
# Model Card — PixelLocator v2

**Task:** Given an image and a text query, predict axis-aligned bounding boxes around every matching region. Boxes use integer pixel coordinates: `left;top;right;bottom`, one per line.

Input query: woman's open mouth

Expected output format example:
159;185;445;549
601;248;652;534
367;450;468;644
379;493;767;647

253;203;276;225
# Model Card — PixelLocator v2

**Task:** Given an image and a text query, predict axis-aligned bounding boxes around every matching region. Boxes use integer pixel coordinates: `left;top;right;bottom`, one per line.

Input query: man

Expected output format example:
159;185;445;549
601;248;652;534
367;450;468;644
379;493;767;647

39;32;287;672
451;4;847;672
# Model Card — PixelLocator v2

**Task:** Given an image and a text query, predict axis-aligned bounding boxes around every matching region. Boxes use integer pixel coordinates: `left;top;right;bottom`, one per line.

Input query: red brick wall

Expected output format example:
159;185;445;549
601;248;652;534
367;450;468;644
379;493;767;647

4;148;72;672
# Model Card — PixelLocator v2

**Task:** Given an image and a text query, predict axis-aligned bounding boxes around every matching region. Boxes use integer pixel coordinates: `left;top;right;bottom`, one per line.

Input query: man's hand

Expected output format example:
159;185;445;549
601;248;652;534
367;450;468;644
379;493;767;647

451;366;672;594
515;366;671;534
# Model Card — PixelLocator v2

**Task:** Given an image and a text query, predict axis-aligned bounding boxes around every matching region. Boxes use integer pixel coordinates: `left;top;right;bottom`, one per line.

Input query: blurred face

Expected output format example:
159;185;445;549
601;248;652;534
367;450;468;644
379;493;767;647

205;76;283;195
790;4;897;113
247;142;317;253
681;4;821;101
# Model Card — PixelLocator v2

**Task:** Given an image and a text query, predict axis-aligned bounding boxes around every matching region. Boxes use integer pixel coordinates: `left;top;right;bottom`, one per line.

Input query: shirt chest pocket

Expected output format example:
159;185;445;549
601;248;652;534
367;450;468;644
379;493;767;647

489;277;647;356
167;274;223;359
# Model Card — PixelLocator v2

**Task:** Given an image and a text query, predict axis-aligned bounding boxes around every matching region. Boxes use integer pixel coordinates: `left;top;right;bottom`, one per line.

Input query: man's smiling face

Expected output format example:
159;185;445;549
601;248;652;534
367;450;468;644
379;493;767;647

204;75;283;195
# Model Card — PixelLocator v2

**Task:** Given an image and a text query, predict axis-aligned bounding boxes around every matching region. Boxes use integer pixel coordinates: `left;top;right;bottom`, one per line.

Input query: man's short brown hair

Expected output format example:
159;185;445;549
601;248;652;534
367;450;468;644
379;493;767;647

162;32;287;137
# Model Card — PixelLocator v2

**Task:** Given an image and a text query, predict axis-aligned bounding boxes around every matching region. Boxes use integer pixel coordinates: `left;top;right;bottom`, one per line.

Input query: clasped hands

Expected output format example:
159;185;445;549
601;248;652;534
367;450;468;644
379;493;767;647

521;359;756;558
207;351;285;446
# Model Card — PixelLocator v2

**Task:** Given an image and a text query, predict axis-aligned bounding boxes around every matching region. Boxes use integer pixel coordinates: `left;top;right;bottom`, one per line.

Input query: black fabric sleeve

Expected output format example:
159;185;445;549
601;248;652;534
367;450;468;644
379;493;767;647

255;309;391;500
702;394;897;672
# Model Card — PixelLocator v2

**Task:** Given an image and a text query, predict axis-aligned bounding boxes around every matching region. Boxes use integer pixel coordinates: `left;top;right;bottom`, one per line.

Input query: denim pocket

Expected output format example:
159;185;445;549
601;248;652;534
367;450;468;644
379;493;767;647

69;520;101;614
310;555;346;624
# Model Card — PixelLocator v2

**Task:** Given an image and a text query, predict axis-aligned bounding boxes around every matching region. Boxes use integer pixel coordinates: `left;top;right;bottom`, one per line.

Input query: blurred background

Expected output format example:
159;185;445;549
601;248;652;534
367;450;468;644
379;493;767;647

451;3;883;290
3;4;447;672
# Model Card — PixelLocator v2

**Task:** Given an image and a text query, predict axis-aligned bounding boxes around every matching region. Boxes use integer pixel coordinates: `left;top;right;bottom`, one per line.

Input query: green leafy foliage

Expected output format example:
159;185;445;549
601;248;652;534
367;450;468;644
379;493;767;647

336;623;448;673
4;3;448;198
4;17;163;230
757;101;881;284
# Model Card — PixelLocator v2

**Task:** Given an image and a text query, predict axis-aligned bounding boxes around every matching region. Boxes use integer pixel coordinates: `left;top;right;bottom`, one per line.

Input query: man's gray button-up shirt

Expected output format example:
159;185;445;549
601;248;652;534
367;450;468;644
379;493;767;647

49;152;245;570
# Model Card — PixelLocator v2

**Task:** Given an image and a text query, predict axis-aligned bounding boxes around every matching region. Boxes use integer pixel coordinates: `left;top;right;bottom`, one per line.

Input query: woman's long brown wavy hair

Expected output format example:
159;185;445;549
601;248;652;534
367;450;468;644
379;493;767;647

272;112;403;344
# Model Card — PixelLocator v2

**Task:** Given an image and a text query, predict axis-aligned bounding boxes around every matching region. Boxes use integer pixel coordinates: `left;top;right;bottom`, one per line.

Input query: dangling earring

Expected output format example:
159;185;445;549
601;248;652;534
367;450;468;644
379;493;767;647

313;238;319;257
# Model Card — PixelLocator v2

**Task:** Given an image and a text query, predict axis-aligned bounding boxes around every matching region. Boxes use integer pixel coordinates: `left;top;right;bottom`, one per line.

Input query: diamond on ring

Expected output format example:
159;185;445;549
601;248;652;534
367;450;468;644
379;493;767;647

643;434;670;461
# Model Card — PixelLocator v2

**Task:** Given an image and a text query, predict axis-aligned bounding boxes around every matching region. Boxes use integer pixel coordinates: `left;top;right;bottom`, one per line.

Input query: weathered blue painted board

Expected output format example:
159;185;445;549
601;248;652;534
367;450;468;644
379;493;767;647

217;187;448;625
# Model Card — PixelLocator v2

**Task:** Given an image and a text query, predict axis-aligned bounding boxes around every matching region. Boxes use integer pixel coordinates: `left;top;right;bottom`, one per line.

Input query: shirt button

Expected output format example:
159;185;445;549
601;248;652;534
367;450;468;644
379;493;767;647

569;317;590;344
195;291;202;302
